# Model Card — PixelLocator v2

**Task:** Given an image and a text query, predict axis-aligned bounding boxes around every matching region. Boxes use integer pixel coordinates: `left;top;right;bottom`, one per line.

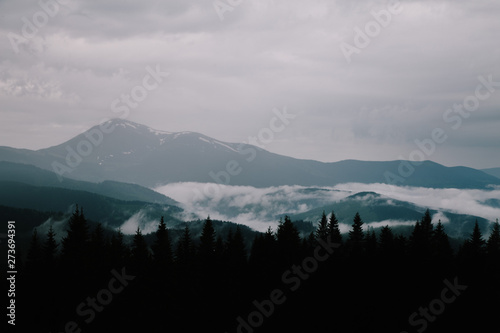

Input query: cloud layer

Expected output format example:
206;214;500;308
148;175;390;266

155;182;500;233
1;0;499;168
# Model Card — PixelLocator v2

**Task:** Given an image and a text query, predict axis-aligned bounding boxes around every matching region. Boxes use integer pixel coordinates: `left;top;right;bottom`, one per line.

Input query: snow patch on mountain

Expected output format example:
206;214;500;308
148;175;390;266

214;140;239;153
147;127;172;136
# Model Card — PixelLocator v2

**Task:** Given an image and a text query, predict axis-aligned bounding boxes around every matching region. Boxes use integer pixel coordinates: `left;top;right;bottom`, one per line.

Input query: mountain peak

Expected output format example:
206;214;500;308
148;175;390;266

101;118;171;134
2;119;499;189
347;191;382;200
101;118;207;139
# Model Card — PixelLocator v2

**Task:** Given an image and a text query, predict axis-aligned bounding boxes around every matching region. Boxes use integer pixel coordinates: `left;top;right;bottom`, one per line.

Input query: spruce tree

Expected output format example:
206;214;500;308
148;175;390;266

249;233;264;267
152;216;173;267
486;219;500;258
409;221;423;258
226;226;247;269
26;229;42;273
348;212;364;243
176;225;194;266
131;227;150;272
394;234;407;259
460;220;486;261
249;227;278;281
316;211;329;242
276;216;301;264
421;209;434;238
61;205;89;268
303;232;316;255
365;227;377;255
347;212;364;256
467;220;486;256
199;216;216;261
43;225;58;269
89;223;107;271
328;210;342;244
418;209;433;257
214;235;225;264
249;227;277;270
109;228;127;267
431;220;452;260
379;225;395;257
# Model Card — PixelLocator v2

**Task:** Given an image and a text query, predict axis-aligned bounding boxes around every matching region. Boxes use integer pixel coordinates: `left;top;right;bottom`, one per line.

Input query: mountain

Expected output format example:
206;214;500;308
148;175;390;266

0;181;182;228
1;118;499;189
0;161;177;205
482;167;500;179
287;191;490;239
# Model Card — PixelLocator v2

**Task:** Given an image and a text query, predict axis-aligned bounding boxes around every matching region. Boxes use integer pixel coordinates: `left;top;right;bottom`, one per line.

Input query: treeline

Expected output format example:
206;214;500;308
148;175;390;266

18;207;500;332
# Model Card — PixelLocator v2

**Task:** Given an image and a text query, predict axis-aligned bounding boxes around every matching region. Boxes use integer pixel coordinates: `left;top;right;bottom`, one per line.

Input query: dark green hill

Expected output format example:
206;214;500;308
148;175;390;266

0;161;177;205
0;181;182;228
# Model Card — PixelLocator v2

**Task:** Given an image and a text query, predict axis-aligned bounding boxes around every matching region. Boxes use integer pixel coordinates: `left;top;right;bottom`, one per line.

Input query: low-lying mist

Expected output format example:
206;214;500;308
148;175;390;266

154;182;500;233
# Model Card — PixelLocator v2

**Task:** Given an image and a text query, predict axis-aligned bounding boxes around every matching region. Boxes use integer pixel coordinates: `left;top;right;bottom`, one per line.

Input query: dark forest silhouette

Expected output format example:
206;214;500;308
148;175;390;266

17;206;500;332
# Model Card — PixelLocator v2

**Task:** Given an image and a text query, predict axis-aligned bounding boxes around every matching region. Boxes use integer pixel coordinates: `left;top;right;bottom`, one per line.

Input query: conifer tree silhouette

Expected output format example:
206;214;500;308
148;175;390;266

420;209;434;256
109;228;127;267
176;225;195;267
152;216;173;268
409;220;423;258
249;226;277;273
276;215;301;264
89;222;107;273
131;226;150;272
394;234;407;259
316;211;329;242
26;228;42;273
349;212;364;242
199;216;216;262
466;220;486;257
486;219;500;259
42;225;58;269
303;231;316;254
379;225;395;258
328;210;342;244
226;225;247;269
61;205;89;273
42;224;59;331
347;212;364;256
431;220;452;260
365;227;377;256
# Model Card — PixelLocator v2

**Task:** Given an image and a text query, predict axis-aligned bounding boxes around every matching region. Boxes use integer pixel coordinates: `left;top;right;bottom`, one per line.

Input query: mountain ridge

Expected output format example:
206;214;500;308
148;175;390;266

0;161;177;205
1;118;498;189
482;167;500;179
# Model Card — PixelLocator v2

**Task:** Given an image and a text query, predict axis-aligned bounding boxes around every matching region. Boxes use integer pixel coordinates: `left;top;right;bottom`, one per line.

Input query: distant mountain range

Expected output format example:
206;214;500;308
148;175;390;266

0;118;498;189
286;191;489;239
482;167;500;179
0;118;497;241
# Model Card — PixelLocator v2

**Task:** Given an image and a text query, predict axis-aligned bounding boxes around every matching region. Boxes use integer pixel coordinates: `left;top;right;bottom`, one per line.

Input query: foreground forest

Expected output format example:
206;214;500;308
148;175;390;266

16;206;500;332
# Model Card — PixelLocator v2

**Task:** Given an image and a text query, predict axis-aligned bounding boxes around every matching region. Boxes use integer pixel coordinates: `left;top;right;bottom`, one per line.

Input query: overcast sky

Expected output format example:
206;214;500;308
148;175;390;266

1;0;499;169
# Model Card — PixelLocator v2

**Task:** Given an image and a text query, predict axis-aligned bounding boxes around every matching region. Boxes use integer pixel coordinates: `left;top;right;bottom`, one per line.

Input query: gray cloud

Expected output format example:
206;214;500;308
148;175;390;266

155;182;351;231
0;0;499;168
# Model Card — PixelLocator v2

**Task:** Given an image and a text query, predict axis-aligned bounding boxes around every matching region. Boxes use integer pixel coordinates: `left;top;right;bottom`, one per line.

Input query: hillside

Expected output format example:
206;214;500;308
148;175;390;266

0;161;177;205
0;181;182;228
482;167;500;179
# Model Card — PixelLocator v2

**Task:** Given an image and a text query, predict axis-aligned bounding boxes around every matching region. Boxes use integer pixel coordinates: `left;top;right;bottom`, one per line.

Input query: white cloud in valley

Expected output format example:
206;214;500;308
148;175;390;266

155;182;500;232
